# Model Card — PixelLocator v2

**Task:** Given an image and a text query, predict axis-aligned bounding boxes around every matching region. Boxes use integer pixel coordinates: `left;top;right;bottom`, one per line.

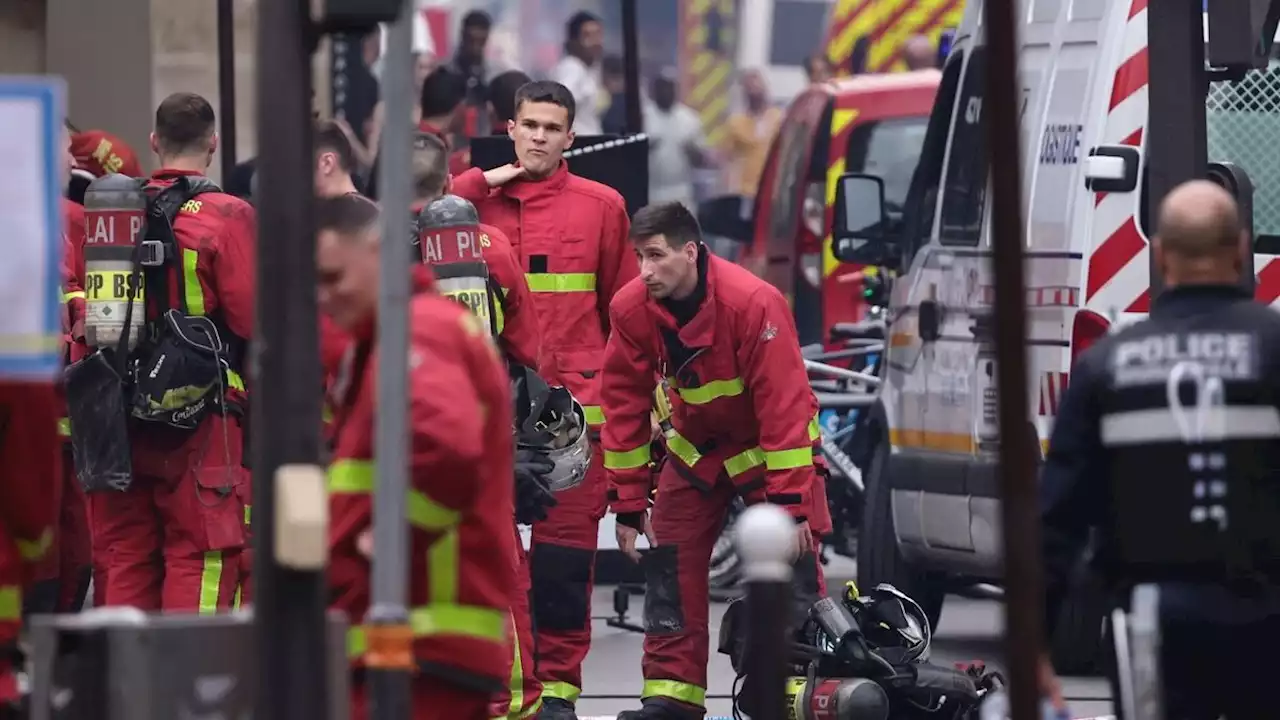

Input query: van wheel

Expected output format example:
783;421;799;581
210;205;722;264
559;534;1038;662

856;423;945;629
1049;565;1108;675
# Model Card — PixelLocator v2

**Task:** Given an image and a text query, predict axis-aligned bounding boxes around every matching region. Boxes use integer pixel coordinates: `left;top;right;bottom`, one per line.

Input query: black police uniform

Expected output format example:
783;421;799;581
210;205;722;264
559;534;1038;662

1041;284;1280;720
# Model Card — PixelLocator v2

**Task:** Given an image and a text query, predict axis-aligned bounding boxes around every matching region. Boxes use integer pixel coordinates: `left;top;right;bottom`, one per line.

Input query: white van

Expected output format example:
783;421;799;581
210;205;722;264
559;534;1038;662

828;0;1280;673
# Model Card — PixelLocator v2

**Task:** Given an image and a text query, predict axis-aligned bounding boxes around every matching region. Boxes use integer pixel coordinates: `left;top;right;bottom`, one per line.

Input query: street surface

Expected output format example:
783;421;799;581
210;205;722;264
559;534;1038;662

575;558;1115;720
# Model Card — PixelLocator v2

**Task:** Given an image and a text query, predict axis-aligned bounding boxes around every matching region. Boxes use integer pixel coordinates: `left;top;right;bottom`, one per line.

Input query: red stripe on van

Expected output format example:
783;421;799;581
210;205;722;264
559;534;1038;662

1109;47;1149;111
1125;289;1149;313
1129;0;1148;20
1255;261;1280;305
1086;217;1145;301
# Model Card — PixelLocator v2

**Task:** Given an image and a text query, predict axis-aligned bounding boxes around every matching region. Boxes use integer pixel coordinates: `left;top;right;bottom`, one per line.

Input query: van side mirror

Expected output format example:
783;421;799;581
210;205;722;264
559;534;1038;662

1084;146;1139;193
696;195;754;245
831;173;891;264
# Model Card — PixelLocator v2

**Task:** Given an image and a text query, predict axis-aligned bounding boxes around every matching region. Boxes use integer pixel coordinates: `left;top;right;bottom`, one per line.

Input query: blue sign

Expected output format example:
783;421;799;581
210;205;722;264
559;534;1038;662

0;76;66;380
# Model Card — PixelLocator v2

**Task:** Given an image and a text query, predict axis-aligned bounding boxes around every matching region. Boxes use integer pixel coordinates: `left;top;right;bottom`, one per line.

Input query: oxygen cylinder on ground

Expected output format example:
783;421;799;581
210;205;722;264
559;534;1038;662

414;194;495;336
82;174;147;350
783;675;890;720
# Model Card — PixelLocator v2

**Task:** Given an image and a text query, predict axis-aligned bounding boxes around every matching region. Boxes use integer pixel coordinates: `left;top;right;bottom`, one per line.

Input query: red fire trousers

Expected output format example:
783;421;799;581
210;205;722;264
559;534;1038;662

490;526;542;719
350;677;490;720
29;443;91;614
528;444;606;706
637;462;827;716
89;415;250;612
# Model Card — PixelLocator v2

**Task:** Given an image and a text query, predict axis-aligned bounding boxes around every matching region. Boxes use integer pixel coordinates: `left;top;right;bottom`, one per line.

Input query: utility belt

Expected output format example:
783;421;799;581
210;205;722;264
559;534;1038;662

63;309;246;495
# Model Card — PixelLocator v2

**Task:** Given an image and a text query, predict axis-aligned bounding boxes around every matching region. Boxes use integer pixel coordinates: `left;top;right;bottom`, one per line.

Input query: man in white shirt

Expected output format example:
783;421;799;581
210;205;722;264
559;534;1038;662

550;11;606;136
643;70;710;210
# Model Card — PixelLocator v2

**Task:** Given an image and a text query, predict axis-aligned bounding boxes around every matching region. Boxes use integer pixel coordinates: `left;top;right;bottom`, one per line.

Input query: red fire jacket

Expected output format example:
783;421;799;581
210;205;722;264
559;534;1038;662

62;199;86;361
601;253;823;520
329;266;518;690
0;381;62;620
452;161;637;429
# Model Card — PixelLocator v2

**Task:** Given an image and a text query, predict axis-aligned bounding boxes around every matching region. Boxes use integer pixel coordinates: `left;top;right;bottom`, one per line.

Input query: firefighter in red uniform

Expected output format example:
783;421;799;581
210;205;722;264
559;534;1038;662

600;202;830;720
419;67;474;177
412;134;548;720
83;93;256;612
452;80;637;718
316;195;518;720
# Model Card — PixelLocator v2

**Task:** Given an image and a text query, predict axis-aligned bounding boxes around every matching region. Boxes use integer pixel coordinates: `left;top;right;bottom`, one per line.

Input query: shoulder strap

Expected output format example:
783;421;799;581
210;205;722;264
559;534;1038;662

143;176;223;316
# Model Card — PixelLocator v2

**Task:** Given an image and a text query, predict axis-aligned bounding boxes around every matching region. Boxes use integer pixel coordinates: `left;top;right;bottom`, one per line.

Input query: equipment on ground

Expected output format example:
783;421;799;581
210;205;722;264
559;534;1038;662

415;194;497;337
510;365;591;494
82;173;148;350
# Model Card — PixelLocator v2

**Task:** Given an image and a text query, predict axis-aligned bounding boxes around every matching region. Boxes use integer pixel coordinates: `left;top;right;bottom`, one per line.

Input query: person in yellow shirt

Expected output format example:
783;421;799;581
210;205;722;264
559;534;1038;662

724;69;783;198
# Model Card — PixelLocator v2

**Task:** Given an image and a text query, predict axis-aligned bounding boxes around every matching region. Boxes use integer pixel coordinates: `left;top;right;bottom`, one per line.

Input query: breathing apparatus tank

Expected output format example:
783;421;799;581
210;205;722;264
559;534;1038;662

82;173;147;350
415;194;496;336
784;675;890;720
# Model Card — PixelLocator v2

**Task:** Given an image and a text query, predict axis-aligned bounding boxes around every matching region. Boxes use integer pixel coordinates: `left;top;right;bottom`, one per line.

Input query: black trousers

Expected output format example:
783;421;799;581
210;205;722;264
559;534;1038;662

1108;614;1280;719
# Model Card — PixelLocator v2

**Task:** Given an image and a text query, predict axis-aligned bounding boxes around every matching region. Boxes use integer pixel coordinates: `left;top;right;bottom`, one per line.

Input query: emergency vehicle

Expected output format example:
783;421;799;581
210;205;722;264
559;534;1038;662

829;0;1280;673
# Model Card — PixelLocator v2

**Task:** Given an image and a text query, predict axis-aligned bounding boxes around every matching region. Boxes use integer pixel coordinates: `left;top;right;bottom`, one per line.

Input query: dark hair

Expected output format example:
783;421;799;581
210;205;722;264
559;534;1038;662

602;54;624;77
315;193;381;238
566;11;600;43
804;54;831;78
630;201;702;248
314;120;354;172
420;67;468;119
489;70;532;126
411;132;449;200
154;92;216;155
462;10;491;31
513;80;576;128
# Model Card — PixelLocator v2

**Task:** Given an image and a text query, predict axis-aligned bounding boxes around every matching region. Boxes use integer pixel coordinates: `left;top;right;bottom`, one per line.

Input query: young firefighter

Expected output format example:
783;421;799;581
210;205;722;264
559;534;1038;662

317;194;519;720
600;202;830;720
452;80;637;718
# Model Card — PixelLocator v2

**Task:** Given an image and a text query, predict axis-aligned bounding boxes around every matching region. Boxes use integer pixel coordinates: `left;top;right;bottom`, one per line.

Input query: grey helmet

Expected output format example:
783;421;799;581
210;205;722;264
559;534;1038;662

511;365;592;493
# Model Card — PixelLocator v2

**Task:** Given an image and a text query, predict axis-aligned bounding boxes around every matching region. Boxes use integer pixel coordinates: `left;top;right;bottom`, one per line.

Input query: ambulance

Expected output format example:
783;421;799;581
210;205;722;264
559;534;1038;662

829;0;1280;673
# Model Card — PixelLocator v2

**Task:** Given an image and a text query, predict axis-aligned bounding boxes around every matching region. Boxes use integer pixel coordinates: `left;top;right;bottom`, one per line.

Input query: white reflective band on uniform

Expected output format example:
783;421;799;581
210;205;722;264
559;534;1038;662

1100;406;1280;446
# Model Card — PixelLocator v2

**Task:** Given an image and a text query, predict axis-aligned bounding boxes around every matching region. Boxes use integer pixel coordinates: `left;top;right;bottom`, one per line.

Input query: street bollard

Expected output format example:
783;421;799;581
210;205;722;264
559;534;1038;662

735;503;796;720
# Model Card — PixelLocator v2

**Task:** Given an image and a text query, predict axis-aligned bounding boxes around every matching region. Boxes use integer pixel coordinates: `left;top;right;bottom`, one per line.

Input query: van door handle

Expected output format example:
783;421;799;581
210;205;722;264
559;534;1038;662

918;299;941;343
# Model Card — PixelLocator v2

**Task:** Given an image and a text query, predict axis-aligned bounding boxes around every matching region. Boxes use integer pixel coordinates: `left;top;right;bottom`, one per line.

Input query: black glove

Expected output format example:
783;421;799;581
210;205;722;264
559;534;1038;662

514;448;558;525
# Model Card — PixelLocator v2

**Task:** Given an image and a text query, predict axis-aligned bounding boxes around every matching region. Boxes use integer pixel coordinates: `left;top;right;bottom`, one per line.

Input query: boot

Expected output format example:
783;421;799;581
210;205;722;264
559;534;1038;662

615;697;703;720
537;697;579;720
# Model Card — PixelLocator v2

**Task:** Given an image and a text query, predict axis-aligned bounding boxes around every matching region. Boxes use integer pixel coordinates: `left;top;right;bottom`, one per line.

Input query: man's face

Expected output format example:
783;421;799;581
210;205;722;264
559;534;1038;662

317;228;380;332
509;101;573;176
577;21;605;63
635;235;697;300
742;72;767;104
808;57;833;83
652;78;676;111
414;54;438;90
461;26;488;63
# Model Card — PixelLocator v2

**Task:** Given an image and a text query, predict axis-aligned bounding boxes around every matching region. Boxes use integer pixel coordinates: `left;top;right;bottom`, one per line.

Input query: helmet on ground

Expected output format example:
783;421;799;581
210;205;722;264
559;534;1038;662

511;365;591;493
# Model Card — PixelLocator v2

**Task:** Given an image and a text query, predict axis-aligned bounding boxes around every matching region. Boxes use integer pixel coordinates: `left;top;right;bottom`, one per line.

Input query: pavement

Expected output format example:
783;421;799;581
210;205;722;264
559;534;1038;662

573;557;1115;720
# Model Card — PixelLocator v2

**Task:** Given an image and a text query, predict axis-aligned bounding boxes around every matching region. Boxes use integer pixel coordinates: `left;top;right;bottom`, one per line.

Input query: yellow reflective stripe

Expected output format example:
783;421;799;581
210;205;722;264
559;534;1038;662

603;445;651;470
226;370;245;391
524;273;596;293
765;447;814;471
581;405;605;426
641;678;706;707
506;611;526;717
670;377;745;405
244;505;252;524
198;551;223;615
809;416;821;440
724;447;765;477
182;248;206;316
429;529;459;603
233;584;242;610
327;459;461;532
541;681;582;704
57;417;71;437
347;604;509;659
494;288;507;336
0;586;19;621
16;527;53;562
62;290;85;302
515;699;542;719
664;429;703;467
652;385;673;424
322;404;334;424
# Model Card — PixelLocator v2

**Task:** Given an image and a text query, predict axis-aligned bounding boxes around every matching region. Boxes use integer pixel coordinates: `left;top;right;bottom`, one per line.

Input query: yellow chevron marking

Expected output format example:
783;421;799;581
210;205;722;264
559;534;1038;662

690;24;707;46
823;107;861;278
830;0;898;63
832;0;861;21
692;0;712;14
699;93;730;127
692;51;715;75
831;108;860;140
869;0;946;71
691;62;732;106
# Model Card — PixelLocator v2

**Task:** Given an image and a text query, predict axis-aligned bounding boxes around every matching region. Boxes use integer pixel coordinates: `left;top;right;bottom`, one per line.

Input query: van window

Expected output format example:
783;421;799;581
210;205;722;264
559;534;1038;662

845;117;930;213
939;47;988;247
1205;66;1280;246
766;99;825;251
900;49;965;260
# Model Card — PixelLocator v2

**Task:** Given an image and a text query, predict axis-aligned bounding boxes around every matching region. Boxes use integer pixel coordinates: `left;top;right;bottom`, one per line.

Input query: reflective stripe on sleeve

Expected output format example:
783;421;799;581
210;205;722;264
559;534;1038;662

347;603;508;659
524;273;596;293
0;586;19;621
327;460;460;532
581;405;605;426
17;527;53;562
62;290;85;303
670;376;744;405
641;678;706;707
603;445;651;470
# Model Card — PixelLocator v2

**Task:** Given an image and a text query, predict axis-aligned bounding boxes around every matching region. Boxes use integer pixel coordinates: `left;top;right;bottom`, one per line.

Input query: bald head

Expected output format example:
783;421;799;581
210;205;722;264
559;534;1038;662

1154;180;1247;286
904;35;937;70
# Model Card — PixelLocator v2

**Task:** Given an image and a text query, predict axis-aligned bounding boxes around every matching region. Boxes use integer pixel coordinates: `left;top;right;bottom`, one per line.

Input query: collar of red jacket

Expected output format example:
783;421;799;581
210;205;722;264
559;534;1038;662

418;121;450;146
349;265;438;343
646;248;719;348
502;160;570;200
151;168;206;182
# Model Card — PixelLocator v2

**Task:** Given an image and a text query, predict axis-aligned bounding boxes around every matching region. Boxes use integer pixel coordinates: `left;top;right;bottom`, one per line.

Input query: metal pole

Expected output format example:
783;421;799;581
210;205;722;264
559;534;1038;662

253;0;329;716
217;0;238;181
369;6;415;719
621;0;643;134
735;504;795;720
980;1;1042;719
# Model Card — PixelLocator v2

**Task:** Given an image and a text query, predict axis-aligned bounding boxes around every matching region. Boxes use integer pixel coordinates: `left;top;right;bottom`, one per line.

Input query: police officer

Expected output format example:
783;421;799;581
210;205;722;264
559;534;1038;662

1039;180;1280;719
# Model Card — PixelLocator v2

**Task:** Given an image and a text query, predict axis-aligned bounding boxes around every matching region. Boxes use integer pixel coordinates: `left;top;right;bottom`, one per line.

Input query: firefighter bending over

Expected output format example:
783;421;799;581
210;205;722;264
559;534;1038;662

70;92;256;613
317;195;519;720
601;202;830;719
